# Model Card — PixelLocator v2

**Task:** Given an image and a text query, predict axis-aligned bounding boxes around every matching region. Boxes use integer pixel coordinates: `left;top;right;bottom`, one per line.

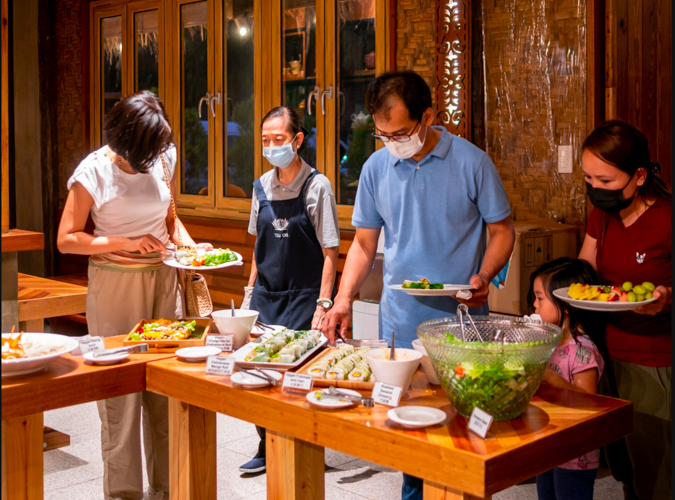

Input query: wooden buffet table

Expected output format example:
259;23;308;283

1;335;176;500
146;358;633;500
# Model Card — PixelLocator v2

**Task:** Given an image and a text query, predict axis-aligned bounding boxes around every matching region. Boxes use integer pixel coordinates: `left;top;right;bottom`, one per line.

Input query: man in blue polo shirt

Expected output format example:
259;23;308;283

322;71;515;500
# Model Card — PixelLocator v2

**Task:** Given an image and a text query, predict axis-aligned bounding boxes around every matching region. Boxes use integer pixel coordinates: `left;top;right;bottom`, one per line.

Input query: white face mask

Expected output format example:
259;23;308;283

383;123;426;159
262;135;298;169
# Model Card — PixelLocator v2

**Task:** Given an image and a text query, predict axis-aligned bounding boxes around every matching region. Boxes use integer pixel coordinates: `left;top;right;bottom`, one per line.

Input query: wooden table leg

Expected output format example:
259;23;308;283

18;319;43;333
1;413;44;500
267;429;325;499
168;399;216;500
423;480;492;500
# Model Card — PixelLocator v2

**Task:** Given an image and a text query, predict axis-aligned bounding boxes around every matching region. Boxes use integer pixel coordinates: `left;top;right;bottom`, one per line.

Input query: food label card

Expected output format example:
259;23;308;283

282;372;313;394
76;337;106;355
206;334;233;352
205;356;235;376
468;407;494;439
372;382;402;407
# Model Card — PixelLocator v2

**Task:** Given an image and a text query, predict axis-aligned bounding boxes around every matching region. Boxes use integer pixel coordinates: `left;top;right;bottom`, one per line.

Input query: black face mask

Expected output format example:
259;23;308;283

586;174;637;213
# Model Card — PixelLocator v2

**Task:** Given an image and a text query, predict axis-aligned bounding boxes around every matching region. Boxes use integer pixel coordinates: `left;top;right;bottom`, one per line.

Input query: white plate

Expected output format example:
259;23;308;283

250;324;285;338
1;333;80;377
231;369;283;388
388;284;472;297
553;287;658;312
387;406;447;428
306;388;362;408
231;332;328;371
83;351;130;365
175;346;222;362
163;250;244;271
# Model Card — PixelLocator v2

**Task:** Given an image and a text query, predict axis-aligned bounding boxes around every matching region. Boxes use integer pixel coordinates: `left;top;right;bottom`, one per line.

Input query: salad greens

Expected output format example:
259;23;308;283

202;249;237;267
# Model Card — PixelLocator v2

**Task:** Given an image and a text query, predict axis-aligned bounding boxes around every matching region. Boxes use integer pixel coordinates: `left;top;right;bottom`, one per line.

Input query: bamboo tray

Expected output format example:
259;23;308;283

295;347;376;391
123;318;212;352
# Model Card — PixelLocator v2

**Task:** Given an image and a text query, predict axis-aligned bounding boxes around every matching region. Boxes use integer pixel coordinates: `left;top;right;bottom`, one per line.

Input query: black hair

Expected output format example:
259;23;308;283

261;105;306;152
365;71;432;122
104;91;175;173
527;257;608;350
583;120;671;248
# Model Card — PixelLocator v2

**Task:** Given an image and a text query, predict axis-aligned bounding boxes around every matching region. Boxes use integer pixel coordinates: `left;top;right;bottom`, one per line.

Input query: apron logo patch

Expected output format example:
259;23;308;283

636;252;646;264
272;219;289;238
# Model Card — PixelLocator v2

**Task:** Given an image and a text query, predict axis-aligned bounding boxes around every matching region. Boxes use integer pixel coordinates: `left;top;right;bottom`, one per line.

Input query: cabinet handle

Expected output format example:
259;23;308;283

210;92;221;118
307;86;320;115
320;85;333;115
198;92;211;119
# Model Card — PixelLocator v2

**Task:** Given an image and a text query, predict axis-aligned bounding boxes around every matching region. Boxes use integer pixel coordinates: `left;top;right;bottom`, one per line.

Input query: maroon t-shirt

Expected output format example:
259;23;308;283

586;199;672;367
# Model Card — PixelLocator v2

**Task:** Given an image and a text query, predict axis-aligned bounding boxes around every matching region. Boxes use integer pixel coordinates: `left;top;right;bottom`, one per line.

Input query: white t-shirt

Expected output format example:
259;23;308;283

67;146;177;245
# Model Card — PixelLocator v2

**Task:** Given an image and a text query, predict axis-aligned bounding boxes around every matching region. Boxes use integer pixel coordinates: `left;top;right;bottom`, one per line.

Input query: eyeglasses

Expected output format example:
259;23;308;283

371;121;421;143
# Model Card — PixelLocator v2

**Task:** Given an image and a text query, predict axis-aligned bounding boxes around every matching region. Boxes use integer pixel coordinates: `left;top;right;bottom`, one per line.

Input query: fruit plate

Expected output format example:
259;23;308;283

553;287;658;312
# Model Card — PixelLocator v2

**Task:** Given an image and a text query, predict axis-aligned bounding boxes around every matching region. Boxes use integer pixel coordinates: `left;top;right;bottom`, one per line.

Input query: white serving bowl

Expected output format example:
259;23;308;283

365;348;422;390
411;339;441;385
210;309;259;349
1;333;80;377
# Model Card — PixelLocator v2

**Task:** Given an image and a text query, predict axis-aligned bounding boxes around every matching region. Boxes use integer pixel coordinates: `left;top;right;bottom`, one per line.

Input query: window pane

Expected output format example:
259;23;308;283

336;1;376;205
181;2;209;195
101;16;123;144
224;3;254;198
282;2;316;168
134;10;159;94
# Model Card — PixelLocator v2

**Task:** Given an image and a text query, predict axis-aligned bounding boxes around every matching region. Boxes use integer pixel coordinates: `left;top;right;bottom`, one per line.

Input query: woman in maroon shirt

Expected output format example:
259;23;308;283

578;120;671;500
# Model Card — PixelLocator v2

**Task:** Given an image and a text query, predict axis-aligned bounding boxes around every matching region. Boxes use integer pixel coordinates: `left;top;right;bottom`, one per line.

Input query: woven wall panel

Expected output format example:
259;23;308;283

396;0;436;104
483;0;587;227
55;0;85;207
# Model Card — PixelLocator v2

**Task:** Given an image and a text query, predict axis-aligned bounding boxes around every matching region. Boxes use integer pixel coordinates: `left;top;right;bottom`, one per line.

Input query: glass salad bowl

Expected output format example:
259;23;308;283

417;306;562;421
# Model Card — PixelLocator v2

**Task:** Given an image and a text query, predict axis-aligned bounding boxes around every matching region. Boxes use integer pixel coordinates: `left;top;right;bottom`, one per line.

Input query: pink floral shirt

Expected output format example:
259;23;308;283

548;334;604;470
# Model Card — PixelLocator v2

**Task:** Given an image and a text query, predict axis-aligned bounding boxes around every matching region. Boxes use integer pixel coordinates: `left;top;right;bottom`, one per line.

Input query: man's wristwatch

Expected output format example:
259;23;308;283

316;298;333;309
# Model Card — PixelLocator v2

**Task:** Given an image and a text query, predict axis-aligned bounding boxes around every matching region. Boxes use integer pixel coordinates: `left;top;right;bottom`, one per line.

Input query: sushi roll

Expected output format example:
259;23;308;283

337;344;355;355
308;365;327;378
326;366;347;380
347;366;371;382
274;353;295;363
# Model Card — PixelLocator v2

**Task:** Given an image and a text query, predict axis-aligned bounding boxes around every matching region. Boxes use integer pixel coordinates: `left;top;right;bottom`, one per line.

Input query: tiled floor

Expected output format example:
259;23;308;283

42;402;624;499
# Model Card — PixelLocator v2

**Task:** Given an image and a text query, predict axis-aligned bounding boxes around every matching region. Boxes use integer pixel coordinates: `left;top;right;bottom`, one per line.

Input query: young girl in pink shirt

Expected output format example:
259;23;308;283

528;257;606;500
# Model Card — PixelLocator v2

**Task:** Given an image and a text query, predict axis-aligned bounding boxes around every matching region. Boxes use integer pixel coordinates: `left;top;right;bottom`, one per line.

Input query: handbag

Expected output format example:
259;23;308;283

161;155;213;317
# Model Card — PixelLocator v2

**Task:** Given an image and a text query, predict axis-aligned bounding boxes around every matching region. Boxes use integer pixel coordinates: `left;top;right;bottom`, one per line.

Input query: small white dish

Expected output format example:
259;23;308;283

306;388;362;408
230;369;283;388
411;339;440;385
365;348;422;390
176;346;222;362
83;351;130;366
387;406;447;429
211;309;259;349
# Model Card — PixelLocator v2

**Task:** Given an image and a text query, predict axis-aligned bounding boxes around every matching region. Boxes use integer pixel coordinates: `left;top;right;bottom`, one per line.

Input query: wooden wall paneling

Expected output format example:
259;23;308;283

435;0;471;140
587;0;606;134
605;0;617;119
1;0;9;233
654;0;671;185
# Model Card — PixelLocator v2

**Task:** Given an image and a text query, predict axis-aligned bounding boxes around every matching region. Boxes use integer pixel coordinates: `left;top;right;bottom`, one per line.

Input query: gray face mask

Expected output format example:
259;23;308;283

262;135;298;169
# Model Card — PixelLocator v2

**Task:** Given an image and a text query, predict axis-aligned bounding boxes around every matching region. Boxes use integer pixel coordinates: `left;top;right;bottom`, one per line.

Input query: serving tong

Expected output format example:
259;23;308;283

456;304;486;342
322;386;374;407
237;368;280;386
92;343;149;357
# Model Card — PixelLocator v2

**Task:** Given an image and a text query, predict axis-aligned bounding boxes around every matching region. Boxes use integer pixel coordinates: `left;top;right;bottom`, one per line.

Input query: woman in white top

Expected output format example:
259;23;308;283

57;91;211;500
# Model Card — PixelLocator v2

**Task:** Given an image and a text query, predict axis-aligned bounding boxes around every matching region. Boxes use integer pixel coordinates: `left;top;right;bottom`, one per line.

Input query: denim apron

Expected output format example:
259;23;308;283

249;170;325;330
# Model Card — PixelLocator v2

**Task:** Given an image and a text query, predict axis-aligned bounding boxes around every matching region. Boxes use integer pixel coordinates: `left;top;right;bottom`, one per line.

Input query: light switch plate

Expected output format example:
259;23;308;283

558;145;573;173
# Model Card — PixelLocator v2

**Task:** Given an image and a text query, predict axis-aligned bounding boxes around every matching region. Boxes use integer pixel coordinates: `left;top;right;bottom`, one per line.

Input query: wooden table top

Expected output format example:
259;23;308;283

146;357;632;498
2;335;175;420
18;273;88;321
1;229;44;253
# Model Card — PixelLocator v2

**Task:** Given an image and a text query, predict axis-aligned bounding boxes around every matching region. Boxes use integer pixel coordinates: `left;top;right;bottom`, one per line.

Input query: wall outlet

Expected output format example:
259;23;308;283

558;145;573;173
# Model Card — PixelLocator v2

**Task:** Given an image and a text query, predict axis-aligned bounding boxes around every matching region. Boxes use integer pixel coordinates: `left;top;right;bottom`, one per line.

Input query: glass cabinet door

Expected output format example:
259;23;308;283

133;9;160;94
281;0;319;168
331;0;378;206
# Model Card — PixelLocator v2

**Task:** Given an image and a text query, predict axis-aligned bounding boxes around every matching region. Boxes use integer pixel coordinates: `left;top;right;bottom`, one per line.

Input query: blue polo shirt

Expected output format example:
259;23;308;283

352;127;511;348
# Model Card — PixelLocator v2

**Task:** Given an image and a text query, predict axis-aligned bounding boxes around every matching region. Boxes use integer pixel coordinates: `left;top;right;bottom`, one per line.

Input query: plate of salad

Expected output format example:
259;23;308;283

553;281;658;312
389;279;471;297
163;247;243;270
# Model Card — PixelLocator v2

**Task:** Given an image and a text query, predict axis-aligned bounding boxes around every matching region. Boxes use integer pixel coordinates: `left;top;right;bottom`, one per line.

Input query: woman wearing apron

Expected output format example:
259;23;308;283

239;105;340;473
57;91;211;500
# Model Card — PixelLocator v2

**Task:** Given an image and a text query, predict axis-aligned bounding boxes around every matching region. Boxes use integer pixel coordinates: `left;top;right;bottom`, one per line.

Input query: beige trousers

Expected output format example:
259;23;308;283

87;264;183;500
